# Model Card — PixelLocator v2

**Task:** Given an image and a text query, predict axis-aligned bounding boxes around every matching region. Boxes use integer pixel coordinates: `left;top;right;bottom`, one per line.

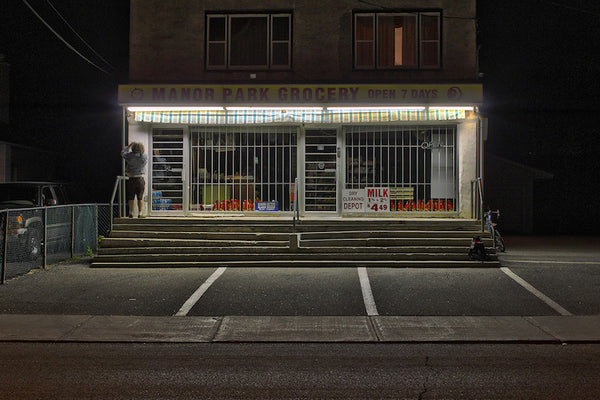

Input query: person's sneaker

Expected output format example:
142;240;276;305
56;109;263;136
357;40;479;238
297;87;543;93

128;214;133;218
138;214;145;218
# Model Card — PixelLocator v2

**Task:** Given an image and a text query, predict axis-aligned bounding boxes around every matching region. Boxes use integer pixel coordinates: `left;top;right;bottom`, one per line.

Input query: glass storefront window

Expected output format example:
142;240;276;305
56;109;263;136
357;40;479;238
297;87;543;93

344;125;456;212
190;126;297;212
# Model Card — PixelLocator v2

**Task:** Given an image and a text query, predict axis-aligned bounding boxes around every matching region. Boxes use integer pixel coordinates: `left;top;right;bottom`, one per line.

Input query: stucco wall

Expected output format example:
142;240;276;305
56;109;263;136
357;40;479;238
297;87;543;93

457;119;478;218
129;0;478;83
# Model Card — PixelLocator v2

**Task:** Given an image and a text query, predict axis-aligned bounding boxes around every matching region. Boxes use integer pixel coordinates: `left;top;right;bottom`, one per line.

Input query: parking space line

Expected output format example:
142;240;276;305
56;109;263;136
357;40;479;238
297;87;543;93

501;259;600;265
500;267;573;316
357;267;379;316
175;267;227;316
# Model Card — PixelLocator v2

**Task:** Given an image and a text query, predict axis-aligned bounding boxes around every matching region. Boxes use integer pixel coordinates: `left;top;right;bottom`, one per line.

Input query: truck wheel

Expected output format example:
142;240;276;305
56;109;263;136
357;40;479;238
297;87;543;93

27;226;43;260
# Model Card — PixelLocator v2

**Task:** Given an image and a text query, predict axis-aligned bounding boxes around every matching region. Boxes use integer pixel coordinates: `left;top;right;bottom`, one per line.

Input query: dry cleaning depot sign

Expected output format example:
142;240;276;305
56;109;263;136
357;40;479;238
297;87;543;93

343;188;390;213
118;84;482;105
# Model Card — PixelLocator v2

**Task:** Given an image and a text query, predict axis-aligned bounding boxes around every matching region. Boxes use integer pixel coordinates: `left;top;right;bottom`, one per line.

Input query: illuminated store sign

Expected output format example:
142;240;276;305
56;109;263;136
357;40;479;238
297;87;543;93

119;84;482;106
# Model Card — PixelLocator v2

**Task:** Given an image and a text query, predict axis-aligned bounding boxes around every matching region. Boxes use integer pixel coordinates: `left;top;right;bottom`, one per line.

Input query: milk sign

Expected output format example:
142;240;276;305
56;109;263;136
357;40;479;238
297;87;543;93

366;187;390;212
342;189;365;212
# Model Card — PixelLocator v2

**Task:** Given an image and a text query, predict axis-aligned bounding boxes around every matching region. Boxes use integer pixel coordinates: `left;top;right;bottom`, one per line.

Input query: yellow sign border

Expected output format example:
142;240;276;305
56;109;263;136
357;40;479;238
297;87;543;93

118;83;482;106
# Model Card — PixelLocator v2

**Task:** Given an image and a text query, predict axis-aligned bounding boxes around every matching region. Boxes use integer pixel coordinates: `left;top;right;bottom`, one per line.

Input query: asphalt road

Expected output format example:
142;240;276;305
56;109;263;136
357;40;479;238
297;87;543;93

1;262;598;317
1;236;599;399
2;235;599;317
2;342;599;400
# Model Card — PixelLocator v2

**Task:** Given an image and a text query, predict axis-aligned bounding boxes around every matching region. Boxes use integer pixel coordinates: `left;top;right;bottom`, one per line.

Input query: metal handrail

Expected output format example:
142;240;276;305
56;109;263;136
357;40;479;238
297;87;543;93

292;177;299;233
474;177;484;232
109;175;127;232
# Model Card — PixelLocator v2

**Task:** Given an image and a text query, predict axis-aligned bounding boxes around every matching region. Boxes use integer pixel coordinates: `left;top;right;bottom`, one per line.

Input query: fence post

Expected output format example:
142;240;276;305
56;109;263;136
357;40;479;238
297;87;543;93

71;205;75;259
95;205;99;253
42;207;47;270
2;211;7;284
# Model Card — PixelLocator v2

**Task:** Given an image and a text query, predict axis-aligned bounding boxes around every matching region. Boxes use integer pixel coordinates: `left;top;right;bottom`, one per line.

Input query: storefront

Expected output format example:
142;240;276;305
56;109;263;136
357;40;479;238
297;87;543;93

118;83;483;218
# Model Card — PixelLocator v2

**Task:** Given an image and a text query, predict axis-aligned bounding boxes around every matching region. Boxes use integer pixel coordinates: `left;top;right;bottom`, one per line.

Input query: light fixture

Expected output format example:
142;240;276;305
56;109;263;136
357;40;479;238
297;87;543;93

327;106;426;112
127;106;225;112
225;106;324;112
428;106;475;111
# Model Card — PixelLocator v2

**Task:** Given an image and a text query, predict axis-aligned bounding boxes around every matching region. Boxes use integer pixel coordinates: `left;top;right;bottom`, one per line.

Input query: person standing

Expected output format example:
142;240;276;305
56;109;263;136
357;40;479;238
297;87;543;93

121;142;148;218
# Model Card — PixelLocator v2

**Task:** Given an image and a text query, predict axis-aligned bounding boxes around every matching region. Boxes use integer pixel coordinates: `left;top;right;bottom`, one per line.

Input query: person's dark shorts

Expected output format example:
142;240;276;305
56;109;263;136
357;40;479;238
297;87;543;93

126;177;145;201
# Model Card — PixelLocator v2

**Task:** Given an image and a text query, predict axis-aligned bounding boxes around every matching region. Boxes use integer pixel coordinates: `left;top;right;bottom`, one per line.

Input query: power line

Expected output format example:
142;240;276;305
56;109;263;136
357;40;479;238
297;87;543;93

46;0;116;71
20;0;112;76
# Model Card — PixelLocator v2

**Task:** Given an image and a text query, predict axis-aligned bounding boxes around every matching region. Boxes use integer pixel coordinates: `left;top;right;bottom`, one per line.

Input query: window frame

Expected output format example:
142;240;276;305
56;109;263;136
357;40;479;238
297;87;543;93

419;12;441;70
354;13;375;69
353;10;441;71
270;14;292;70
206;12;292;71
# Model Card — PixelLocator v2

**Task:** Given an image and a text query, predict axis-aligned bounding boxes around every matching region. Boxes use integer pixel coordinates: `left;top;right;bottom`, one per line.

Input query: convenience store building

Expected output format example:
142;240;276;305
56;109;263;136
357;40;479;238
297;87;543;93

122;0;483;219
118;82;483;218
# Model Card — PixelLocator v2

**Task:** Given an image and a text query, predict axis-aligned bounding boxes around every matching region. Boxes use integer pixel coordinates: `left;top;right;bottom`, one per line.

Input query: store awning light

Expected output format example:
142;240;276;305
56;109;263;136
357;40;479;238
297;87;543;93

428;106;474;111
131;106;469;124
128;106;225;111
225;106;324;112
327;106;426;112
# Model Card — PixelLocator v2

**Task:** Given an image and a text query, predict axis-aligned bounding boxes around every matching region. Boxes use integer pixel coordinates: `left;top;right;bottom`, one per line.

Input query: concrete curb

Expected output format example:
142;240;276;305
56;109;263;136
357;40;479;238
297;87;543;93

1;314;600;343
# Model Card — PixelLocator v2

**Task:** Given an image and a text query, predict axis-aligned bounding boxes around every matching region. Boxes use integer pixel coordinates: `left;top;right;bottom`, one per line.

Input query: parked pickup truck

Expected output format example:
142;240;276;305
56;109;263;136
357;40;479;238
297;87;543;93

0;182;74;260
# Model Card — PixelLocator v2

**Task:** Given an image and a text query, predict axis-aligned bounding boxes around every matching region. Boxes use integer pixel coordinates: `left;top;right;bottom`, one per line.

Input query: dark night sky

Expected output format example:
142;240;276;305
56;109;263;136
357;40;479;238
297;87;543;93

1;1;599;232
0;0;129;200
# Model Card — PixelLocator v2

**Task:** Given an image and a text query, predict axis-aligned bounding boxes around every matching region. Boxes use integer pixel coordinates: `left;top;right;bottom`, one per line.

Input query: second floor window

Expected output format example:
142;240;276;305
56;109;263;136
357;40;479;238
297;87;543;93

207;13;291;70
354;12;440;70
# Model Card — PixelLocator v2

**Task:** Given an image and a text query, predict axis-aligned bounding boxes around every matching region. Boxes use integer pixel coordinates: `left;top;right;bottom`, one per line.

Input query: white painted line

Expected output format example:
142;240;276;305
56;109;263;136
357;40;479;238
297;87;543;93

357;267;379;316
501;259;600;265
175;267;227;317
500;267;573;316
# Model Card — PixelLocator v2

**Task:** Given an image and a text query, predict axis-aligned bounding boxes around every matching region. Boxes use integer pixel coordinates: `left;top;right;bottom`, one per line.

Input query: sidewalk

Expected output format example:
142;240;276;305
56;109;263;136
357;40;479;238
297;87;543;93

1;314;600;343
499;235;600;265
1;235;599;344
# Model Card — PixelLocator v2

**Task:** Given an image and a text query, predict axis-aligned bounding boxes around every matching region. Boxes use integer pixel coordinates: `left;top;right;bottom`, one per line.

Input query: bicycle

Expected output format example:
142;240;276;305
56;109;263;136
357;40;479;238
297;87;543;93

485;209;506;252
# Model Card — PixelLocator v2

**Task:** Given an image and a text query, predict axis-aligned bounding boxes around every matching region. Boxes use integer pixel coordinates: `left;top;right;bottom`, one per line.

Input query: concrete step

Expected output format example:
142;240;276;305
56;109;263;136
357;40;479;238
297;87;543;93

100;218;491;268
97;245;483;255
90;259;501;268
107;230;487;241
109;230;291;241
100;238;290;248
111;224;485;235
92;252;498;263
101;237;489;249
300;230;487;239
112;223;294;233
300;237;492;247
112;217;482;232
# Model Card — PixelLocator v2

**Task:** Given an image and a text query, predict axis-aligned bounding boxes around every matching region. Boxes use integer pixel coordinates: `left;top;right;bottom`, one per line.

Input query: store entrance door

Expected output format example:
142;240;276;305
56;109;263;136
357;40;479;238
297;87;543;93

151;129;185;213
304;129;339;213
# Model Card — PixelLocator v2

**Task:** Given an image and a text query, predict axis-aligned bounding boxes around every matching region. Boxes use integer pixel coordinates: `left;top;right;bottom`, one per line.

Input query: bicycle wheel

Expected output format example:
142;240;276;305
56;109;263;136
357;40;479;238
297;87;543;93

494;230;506;252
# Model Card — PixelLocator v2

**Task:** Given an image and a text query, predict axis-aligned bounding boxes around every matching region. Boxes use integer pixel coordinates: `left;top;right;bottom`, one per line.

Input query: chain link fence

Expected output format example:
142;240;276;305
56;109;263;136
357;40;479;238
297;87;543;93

1;204;110;283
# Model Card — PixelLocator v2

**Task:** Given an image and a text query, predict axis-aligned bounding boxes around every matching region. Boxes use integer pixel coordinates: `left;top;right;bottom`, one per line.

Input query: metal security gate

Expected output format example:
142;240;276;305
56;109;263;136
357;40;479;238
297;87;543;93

189;126;297;212
304;129;339;212
344;125;456;212
151;129;184;212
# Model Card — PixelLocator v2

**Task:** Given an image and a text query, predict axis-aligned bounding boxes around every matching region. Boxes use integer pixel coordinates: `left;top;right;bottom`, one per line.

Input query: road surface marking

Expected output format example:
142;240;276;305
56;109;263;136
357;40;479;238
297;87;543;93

357;267;379;316
500;267;572;316
502;259;600;265
175;267;227;316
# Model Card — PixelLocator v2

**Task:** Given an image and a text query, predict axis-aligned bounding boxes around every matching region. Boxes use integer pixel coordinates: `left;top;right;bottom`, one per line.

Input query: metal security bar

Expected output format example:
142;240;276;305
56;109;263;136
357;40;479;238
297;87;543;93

304;129;338;212
344;125;456;212
190;126;297;212
151;129;184;212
